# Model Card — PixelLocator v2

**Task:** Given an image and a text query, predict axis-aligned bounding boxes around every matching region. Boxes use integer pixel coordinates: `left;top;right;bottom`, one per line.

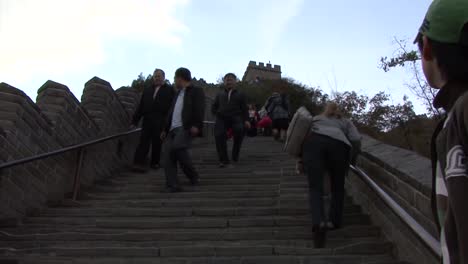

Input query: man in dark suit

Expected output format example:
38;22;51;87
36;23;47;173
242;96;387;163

161;67;205;193
132;68;175;171
212;73;250;168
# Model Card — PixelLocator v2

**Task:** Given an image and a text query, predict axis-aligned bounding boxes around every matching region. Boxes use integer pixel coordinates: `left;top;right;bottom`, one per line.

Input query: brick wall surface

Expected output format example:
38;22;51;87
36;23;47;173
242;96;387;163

0;78;140;223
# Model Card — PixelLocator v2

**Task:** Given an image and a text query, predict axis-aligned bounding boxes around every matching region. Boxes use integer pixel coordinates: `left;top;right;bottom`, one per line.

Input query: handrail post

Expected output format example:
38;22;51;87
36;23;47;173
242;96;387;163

72;148;85;201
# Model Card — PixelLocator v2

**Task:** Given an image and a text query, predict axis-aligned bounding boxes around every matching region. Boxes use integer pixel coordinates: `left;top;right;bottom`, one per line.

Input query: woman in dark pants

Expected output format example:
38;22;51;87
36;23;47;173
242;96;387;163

300;102;361;248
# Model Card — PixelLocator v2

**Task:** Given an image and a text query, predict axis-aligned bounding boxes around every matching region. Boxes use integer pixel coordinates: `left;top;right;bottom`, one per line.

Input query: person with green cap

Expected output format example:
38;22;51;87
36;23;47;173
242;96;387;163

415;0;468;263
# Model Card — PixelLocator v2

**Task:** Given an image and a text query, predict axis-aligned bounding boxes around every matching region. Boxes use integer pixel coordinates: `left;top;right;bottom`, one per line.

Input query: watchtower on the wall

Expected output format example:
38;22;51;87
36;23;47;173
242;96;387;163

242;61;282;82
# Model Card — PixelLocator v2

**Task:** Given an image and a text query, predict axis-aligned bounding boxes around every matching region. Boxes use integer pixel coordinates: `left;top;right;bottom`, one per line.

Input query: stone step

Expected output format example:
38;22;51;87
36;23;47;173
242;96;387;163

0;137;404;263
0;241;393;257
38;206;362;218
81;191;355;201
81;190;280;200
106;178;289;186
23;215;370;228
101;181;309;190
89;184;288;193
10;255;406;264
7;244;391;258
67;197;280;208
0;225;380;241
56;198;359;211
115;171;296;180
107;178;308;186
0;237;383;250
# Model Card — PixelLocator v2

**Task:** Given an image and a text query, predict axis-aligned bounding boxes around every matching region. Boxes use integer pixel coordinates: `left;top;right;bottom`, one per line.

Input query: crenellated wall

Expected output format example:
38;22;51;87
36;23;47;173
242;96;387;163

242;60;282;82
0;77;141;223
346;135;439;264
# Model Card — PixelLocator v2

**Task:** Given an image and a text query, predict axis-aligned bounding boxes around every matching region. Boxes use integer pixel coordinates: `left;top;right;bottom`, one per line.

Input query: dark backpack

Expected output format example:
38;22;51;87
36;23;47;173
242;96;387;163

266;95;287;114
280;94;288;111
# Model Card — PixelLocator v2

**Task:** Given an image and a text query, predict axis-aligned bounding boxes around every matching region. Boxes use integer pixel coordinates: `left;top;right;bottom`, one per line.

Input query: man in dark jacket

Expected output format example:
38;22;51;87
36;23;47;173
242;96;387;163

212;73;250;167
415;1;468;263
162;67;205;192
132;68;175;171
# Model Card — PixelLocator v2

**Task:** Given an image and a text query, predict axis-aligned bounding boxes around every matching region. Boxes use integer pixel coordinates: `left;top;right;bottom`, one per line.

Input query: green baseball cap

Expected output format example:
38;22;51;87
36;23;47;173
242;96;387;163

414;0;468;45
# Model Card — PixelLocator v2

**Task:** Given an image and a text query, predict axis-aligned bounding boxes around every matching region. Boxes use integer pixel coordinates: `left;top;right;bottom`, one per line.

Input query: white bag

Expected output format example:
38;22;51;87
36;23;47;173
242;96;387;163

283;107;313;157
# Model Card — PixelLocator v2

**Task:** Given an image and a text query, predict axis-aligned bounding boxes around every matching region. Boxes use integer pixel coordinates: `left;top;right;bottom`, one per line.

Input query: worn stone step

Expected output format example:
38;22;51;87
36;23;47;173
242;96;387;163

66;197;279;208
80;191;354;202
0;225;381;241
38;206;362;218
0;241;393;257
89;184;285;193
23;214;370;228
55;199;358;212
0;237;384;250
0;137;403;263
119;166;294;175
106;178;287;186
100;181;308;190
11;255;406;264
81;190;279;200
114;171;295;181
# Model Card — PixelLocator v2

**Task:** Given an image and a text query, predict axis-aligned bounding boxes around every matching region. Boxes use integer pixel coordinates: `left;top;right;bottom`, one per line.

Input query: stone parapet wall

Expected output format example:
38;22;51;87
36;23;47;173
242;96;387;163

346;134;439;264
0;77;140;223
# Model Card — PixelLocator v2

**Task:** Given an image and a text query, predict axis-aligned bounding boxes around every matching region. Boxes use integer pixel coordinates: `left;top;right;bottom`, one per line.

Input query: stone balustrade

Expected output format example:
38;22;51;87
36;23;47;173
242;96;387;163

346;134;438;264
0;77;140;223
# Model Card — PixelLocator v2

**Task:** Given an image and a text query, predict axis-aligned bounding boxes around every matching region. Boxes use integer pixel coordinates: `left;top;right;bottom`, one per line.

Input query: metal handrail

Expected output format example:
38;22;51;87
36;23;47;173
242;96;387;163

0;128;142;171
0;120;216;200
349;165;442;259
0;121;216;171
0;128;143;200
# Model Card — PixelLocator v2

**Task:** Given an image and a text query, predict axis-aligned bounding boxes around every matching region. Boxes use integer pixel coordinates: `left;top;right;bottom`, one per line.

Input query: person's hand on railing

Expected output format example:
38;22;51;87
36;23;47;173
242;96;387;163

129;124;137;130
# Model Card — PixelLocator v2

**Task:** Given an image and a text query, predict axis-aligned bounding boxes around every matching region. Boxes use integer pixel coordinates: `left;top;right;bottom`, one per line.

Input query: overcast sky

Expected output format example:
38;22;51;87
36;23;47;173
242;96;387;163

0;0;433;113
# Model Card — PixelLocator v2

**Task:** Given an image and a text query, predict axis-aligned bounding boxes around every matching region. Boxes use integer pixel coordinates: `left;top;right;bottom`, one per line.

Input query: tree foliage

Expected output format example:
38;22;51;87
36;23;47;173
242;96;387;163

380;38;440;116
130;72;153;93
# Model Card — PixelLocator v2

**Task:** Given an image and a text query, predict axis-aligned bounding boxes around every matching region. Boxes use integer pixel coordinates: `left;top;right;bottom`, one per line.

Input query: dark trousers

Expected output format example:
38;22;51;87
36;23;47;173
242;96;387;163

134;122;163;166
164;128;199;188
214;116;244;163
302;133;350;228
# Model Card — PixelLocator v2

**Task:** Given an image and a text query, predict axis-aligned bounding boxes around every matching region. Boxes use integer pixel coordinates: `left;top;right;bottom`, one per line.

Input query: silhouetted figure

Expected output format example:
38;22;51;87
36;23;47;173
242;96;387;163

212;73;250;167
132;69;175;171
415;0;468;262
300;102;361;248
265;87;290;141
162;68;205;193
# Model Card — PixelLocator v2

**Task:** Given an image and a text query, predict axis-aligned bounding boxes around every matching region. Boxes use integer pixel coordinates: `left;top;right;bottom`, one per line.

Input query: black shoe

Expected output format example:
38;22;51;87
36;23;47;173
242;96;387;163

313;230;326;248
326;221;341;230
150;164;160;170
190;178;200;186
312;225;327;248
219;163;227;168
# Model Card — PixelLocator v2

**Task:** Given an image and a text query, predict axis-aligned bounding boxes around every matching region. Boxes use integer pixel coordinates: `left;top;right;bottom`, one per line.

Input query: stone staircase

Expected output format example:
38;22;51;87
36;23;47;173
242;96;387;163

0;138;406;264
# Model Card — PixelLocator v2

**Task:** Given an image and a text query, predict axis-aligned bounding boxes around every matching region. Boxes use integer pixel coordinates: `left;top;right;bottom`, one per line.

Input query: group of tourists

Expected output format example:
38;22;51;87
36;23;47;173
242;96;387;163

129;0;468;261
132;68;205;193
130;67;360;249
